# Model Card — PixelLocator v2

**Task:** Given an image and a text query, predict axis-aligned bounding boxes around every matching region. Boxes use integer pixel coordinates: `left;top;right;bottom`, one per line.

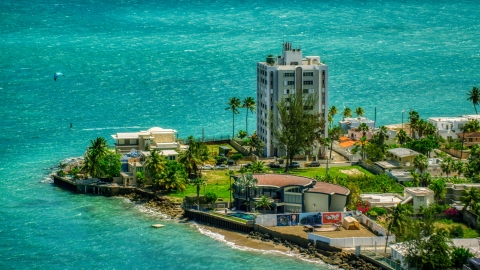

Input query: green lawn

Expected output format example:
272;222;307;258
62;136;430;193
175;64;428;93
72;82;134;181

269;165;373;178
167;165;380;202
435;218;479;238
168;170;232;202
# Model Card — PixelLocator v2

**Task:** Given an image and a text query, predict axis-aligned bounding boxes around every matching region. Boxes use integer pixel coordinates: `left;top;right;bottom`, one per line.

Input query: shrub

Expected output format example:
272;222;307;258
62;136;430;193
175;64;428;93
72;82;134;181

368;210;378;218
56;170;66;177
451;246;474;267
370;207;387;216
445;207;460;216
450;225;464;238
356;201;370;214
205;192;218;205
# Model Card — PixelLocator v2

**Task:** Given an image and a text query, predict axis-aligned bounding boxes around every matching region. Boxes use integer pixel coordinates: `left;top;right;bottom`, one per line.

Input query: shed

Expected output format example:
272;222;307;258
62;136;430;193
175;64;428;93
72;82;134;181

342;217;360;230
219;146;231;156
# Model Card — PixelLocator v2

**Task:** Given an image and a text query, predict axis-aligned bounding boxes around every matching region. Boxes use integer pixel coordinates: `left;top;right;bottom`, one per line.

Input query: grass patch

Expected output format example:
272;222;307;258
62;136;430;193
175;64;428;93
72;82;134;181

434;219;478;238
167;170;232;201
269;165;373;179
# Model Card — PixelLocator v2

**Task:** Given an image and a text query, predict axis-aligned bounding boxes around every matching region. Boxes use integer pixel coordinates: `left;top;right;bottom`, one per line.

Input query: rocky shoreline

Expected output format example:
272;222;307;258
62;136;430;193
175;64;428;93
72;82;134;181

121;192;184;219
121;193;382;270
246;232;381;270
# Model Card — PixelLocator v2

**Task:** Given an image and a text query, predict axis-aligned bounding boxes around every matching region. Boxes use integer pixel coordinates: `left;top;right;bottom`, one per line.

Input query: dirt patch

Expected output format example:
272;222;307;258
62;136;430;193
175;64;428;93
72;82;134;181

339;168;364;176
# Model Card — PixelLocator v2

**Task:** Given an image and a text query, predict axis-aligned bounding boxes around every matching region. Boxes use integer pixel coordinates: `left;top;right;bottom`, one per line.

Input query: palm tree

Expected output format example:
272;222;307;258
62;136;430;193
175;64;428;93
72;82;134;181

467;86;480;114
358;123;369;137
459;187;480;214
463;119;480;132
376;126;389;146
82;137;109;178
396;129;408;145
247;131;265;156
328;105;338;130
234;173;258;212
385;204;413;253
190;177;207;210
414;154;429;186
143;149;166;192
161;162;187;192
226;97;241;138
225;170;235;209
249;161;266;173
255;195;273;214
359;135;368;160
355;107;365;117
342;107;352;120
177;136;210;179
409;110;420;137
440;156;455;178
429;179;446;202
242;97;256;135
454;160;465;177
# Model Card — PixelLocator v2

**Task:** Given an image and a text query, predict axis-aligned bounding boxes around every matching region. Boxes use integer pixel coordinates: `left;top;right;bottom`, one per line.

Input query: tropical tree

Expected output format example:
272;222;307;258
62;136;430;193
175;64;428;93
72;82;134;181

454;160;465;177
255;195;273;214
357;123;369;137
204;192;218;208
242;96;256;135
384;204;413;253
404;233;453;270
178;136;210;179
451;246;474;268
237;130;248;139
396;129;409;145
161;161;187;192
226;97;241;138
328;105;338;130
247;131;265;156
359;135;368;160
229;153;243;165
136;171;146;188
342;107;352;120
467;86;480;114
82;137;109;178
459;187;480;214
249;161;266;173
98;151;121;179
464;145;480;182
429;179;446;202
440;156;455;178
143;149;166;192
355;107;365;117
190;177;207;209
408;110;420;137
272;93;322;172
225;170;235;208
414;154;429;186
234;173;258;212
463;119;480;132
376;125;389;146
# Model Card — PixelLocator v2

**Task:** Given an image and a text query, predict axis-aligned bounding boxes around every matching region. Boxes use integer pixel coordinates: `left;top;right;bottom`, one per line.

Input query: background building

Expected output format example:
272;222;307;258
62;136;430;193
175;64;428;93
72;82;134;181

256;42;328;157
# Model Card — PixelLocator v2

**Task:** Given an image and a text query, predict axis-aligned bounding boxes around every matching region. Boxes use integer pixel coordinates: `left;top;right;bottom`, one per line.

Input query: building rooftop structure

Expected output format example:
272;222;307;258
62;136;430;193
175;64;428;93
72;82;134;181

388;148;420;158
253;174;350;195
360;193;403;207
404;187;433;196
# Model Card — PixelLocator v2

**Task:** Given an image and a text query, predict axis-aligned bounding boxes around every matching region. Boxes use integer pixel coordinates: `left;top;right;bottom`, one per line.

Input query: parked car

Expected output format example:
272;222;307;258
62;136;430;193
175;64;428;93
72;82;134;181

201;164;214;170
305;161;320;167
268;163;281;168
243;163;252;168
215;164;228;170
286;162;300;168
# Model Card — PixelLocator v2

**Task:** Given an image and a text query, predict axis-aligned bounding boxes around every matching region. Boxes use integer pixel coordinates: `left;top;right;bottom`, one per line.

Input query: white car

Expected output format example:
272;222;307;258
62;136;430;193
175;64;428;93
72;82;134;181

215;164;228;170
201;164;214;170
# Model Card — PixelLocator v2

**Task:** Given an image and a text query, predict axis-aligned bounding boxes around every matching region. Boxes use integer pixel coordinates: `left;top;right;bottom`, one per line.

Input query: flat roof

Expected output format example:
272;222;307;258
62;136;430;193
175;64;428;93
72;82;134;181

308;181;350;196
388;148;420;157
405;187;433;195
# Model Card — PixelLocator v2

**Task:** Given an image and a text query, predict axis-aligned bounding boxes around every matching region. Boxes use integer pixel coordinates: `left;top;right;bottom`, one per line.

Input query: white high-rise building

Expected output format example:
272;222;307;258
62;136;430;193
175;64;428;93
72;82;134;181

256;42;328;157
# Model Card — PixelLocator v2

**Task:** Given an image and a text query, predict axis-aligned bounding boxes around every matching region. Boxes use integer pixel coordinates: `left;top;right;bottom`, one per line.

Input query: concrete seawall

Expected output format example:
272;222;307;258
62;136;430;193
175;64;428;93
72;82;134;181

52;175;136;196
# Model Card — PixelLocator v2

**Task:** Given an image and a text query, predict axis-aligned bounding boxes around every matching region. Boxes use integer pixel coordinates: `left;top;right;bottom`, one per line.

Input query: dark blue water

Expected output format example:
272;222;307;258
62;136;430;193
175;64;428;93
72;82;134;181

1;0;479;269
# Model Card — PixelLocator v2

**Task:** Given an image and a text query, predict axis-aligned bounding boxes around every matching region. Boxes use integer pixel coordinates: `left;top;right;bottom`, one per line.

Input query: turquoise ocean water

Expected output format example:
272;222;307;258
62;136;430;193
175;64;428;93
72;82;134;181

1;0;479;269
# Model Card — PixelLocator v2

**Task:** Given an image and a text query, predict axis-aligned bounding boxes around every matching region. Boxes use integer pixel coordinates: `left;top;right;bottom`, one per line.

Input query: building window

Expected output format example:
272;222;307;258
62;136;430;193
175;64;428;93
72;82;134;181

303;81;313;85
303;72;313;76
284;72;294;77
287;81;295;85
